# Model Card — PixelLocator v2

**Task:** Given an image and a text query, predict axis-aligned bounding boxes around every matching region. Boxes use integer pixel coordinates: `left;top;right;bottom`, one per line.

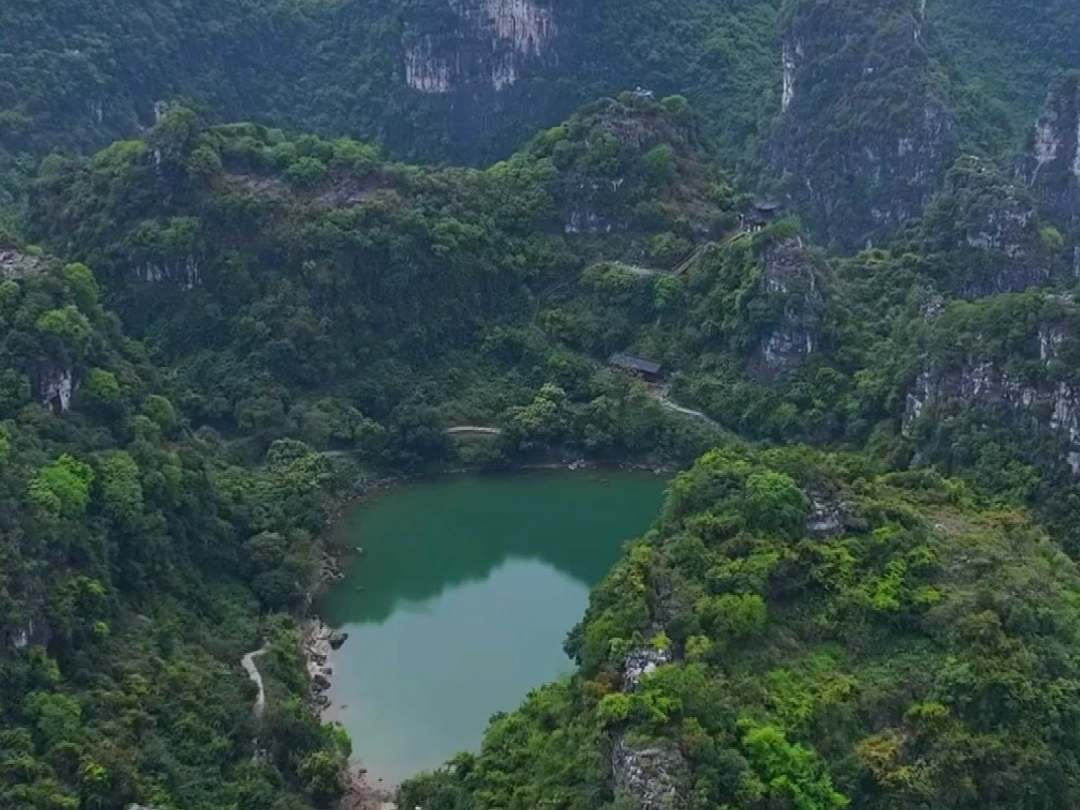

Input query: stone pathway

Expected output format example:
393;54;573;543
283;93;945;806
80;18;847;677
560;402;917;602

241;642;270;717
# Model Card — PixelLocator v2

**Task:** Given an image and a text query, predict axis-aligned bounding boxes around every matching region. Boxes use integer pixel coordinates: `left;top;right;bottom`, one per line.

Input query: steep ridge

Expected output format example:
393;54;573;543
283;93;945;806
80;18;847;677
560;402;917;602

4;0;1080;245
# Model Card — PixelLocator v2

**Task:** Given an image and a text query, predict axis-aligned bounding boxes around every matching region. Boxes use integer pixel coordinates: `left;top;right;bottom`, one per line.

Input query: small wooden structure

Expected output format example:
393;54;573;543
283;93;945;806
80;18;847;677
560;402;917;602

744;200;782;232
608;352;664;383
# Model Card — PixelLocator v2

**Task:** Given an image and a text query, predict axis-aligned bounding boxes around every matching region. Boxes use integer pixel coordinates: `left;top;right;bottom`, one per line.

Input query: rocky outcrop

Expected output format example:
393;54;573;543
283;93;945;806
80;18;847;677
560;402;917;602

303;618;339;713
393;0;584;161
806;494;848;538
622;645;671;691
919;157;1051;298
748;239;823;381
771;0;954;249
135;255;204;289
612;737;686;810
0;249;43;279
906;362;1080;473
1028;72;1080;230
2;615;51;654
904;300;1080;473
403;0;561;94
38;365;78;414
612;644;687;810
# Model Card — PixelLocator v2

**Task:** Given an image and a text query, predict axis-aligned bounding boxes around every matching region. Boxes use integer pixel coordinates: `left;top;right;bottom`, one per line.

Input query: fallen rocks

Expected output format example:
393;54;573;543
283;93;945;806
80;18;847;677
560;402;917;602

302;618;338;712
612;737;686;810
318;550;346;584
329;631;349;650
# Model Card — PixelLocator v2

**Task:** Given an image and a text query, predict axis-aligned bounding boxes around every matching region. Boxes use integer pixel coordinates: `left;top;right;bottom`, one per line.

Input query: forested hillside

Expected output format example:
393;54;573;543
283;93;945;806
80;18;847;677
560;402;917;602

403;447;1080;810
0;252;352;809
5;1;1080;809
3;0;1078;244
26;96;726;470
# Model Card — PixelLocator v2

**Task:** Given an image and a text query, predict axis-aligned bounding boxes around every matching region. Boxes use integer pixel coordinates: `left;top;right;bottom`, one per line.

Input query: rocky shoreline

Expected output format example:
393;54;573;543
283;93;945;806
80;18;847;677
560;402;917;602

302;547;351;713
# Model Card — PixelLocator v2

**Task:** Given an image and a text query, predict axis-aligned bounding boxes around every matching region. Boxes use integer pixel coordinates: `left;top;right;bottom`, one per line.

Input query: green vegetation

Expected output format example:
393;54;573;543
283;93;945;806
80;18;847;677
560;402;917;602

0;257;353;809
28;98;729;471
3;1;1080;808
13;80;1080;808
0;0;1075;228
402;447;1080;810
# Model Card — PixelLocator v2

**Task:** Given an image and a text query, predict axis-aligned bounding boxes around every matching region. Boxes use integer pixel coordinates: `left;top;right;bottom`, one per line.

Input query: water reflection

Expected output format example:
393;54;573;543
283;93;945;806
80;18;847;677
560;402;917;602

318;471;667;783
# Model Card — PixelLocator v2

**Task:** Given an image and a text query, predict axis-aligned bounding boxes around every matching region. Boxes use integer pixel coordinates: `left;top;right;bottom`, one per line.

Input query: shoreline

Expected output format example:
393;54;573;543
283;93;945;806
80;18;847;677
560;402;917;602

300;458;678;809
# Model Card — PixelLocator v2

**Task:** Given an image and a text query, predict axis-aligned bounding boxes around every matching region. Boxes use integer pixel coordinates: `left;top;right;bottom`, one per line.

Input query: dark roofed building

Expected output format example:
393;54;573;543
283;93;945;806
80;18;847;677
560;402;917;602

744;200;783;231
609;352;664;383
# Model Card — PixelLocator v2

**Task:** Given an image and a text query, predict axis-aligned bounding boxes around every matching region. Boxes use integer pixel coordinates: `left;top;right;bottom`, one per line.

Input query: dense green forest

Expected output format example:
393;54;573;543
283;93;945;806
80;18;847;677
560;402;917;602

4;0;1080;808
1;0;1077;236
0;257;353;809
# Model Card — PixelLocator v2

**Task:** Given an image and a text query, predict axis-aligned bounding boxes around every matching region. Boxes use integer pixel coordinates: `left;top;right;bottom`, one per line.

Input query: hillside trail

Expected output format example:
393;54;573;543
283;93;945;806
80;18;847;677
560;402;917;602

240;643;270;717
650;386;719;427
445;425;503;436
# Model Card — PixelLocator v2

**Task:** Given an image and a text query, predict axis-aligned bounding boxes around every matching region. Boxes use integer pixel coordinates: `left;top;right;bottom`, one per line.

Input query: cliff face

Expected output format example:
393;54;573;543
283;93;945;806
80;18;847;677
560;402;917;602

403;0;565;94
916;157;1054;299
749;239;823;381
771;0;955;250
904;295;1080;475
396;0;583;160
1028;73;1080;232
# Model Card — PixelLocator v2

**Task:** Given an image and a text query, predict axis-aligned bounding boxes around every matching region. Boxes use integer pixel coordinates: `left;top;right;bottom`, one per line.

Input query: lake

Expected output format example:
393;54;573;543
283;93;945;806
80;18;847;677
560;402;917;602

318;470;668;785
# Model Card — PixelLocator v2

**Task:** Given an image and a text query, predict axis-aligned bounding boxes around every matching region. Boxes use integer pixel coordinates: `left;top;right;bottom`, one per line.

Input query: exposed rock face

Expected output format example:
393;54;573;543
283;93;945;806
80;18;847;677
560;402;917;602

1028;73;1080;229
622;645;671;691
612;737;686;810
919;157;1051;298
136;255;204;289
748;239;823;381
404;0;560;94
2;615;51;653
397;0;582;161
772;0;954;249
38;366;78;413
904;303;1080;473
806;494;847;538
0;249;43;279
612;644;686;810
906;362;1080;473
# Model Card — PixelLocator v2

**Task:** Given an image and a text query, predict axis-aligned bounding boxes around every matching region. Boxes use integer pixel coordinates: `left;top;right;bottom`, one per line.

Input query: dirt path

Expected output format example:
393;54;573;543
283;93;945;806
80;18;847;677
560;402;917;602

241;643;270;718
650;387;719;427
446;425;503;436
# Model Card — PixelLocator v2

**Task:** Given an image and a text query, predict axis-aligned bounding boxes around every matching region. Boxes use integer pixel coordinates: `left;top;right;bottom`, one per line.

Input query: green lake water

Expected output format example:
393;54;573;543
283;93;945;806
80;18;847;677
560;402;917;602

318;470;668;785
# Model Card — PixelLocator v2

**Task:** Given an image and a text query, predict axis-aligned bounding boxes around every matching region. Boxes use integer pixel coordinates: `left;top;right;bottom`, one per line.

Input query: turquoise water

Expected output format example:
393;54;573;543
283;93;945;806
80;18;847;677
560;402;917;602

319;471;667;783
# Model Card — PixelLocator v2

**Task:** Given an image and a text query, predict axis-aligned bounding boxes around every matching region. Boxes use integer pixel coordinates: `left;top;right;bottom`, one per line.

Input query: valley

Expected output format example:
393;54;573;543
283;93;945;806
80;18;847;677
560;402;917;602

2;2;1080;810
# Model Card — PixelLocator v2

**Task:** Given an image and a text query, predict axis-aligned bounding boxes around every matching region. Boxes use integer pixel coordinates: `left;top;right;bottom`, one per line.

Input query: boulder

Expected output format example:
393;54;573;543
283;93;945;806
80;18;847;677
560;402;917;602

329;631;349;650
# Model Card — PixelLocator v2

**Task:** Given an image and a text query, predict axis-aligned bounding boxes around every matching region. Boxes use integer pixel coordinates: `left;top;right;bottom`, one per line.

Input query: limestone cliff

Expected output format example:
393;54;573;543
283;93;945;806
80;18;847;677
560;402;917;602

771;0;955;250
904;294;1080;475
916;157;1055;299
399;0;582;160
1028;72;1080;233
403;0;564;94
748;238;824;381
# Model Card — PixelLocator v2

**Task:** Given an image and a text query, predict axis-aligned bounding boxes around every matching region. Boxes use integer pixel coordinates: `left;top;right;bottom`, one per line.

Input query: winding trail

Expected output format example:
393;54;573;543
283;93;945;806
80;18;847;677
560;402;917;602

241;643;270;718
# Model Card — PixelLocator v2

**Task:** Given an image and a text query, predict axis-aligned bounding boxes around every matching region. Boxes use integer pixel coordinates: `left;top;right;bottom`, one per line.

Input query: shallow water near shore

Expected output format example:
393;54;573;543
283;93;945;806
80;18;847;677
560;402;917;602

319;470;668;785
